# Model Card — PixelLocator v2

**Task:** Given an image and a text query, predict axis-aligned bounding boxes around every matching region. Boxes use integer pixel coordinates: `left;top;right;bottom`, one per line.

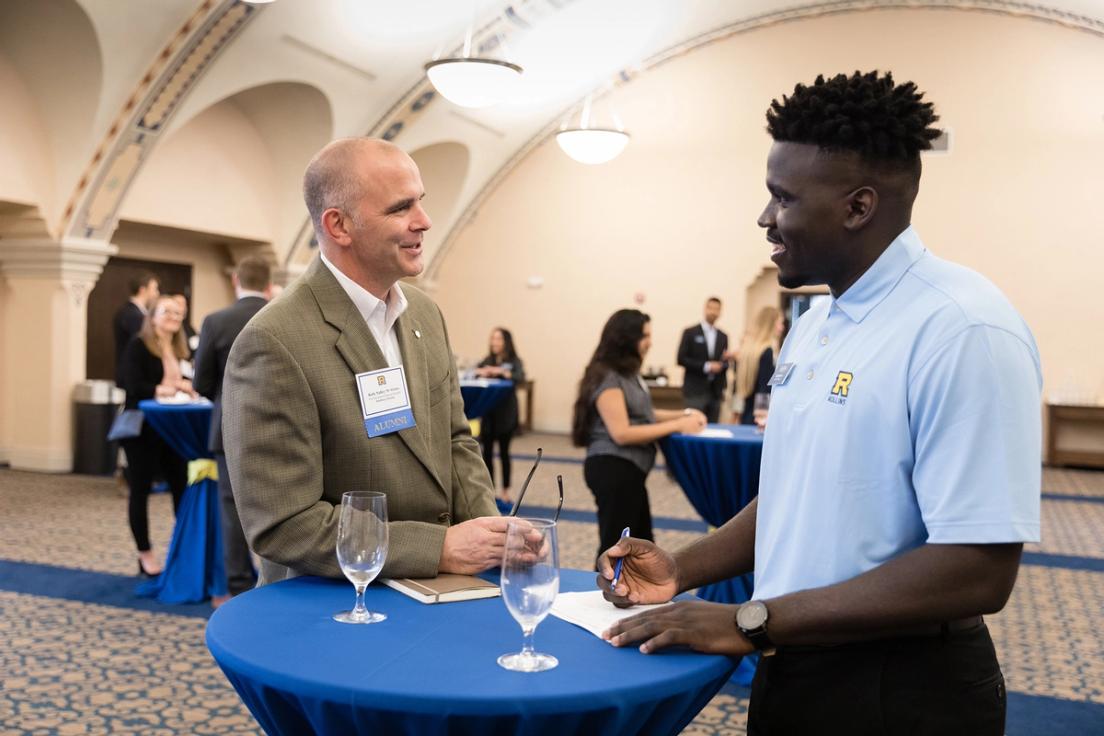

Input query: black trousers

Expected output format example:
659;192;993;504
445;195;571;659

216;453;256;595
747;623;1006;736
121;425;186;552
684;391;722;423
583;454;654;563
479;415;513;489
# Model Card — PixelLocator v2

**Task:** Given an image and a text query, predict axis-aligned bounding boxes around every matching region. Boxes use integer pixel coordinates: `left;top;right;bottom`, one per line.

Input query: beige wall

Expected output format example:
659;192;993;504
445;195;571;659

119;102;279;244
433;9;1104;433
0;53;53;213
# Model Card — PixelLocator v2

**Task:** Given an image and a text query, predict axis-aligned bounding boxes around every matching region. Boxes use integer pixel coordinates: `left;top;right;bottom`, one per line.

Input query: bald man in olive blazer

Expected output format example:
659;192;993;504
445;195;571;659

222;138;501;586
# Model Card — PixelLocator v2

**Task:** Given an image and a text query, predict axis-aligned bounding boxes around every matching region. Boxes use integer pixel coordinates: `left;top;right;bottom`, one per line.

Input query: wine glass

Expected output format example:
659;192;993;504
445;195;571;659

333;491;389;624
753;392;771;433
498;518;559;672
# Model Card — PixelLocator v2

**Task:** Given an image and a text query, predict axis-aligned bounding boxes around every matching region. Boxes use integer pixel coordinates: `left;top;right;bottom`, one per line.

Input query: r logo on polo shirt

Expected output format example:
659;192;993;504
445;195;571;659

828;371;853;405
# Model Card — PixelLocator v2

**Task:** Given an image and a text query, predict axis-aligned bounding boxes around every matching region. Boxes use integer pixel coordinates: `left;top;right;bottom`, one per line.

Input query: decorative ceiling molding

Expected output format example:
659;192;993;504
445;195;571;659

60;0;262;244
422;0;1104;280
282;0;568;268
280;34;378;82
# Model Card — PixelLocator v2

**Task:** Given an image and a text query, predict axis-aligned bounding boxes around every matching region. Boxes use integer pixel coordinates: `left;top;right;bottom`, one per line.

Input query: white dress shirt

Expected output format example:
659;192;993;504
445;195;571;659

319;251;407;367
700;321;718;372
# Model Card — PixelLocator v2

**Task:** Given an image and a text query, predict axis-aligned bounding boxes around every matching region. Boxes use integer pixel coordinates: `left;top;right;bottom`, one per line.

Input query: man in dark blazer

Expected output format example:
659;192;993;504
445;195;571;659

676;297;730;423
222;138;501;586
113;271;159;385
193;256;272;599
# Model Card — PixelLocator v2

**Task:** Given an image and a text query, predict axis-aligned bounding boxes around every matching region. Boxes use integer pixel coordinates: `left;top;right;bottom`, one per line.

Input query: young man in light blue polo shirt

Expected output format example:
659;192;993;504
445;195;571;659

596;71;1041;735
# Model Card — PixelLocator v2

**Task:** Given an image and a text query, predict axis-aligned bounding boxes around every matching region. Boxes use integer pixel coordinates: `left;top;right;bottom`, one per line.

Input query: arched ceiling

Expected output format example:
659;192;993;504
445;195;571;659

7;0;1099;256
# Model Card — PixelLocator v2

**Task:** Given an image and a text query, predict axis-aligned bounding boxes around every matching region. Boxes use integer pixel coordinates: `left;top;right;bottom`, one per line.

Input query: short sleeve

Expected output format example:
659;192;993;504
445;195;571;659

909;324;1042;543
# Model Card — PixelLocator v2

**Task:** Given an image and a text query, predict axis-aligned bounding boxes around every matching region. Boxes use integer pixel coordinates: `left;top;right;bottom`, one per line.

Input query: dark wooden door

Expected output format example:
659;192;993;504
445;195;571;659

86;257;193;381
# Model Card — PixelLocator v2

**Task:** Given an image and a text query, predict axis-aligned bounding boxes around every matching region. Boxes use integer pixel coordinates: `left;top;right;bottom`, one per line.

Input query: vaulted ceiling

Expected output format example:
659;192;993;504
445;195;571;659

1;0;1101;272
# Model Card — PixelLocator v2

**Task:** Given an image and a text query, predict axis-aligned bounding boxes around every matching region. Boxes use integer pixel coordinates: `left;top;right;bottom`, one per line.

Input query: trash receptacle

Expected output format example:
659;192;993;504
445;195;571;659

73;380;126;475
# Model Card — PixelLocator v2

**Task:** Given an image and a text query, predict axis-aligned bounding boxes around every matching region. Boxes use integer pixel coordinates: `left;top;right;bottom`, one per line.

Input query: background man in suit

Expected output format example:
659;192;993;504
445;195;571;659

222;138;503;585
193;255;272;601
676;297;729;422
113;271;159;385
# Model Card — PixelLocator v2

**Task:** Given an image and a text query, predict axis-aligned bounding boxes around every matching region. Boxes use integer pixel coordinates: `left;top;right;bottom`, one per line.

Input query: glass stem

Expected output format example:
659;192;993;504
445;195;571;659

521;626;536;657
353;583;368;615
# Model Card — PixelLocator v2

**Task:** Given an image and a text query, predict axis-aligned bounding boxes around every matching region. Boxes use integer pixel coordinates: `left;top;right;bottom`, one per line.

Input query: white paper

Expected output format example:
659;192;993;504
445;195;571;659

550;590;673;639
696;427;735;438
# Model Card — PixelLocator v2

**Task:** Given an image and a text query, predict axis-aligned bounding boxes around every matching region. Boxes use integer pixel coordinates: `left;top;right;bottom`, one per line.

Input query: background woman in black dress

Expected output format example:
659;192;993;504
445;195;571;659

118;296;197;576
475;327;525;504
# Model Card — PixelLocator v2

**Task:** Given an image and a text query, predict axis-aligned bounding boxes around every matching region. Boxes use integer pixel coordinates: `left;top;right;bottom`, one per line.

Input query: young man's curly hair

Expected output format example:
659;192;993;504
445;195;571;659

766;71;942;169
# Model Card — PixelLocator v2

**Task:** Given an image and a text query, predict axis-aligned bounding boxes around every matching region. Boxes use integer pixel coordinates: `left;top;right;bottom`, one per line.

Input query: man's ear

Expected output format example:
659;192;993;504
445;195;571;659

321;208;352;245
843;187;878;231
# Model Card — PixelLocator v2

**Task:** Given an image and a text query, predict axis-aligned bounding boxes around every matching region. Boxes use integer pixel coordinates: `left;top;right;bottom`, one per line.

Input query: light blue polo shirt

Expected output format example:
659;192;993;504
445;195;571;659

752;226;1042;601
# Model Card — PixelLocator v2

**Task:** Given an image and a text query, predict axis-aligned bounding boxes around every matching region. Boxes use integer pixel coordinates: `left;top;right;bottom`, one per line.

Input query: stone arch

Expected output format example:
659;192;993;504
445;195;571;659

119;81;333;248
0;0;102;230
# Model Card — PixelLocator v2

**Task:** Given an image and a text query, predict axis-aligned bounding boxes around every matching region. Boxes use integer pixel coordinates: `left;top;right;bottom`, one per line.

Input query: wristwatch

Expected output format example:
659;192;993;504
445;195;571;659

735;600;776;655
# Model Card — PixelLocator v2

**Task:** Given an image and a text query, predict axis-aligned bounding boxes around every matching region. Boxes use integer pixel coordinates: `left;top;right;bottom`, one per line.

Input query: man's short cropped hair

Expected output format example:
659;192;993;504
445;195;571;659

765;70;941;172
236;256;272;292
128;271;158;296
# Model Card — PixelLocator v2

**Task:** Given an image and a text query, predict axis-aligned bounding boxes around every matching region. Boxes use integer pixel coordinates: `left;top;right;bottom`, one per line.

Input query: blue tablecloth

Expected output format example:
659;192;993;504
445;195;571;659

136;400;226;603
206;569;736;736
660;424;764;684
459;378;513;419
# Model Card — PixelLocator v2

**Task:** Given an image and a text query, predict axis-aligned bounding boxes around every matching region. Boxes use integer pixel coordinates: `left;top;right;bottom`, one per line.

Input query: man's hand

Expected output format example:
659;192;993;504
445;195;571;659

596;537;680;607
439;516;510;574
603;600;753;655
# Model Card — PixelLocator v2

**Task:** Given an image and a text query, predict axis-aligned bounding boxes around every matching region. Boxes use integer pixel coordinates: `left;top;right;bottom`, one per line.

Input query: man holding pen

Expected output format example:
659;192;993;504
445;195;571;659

597;71;1041;735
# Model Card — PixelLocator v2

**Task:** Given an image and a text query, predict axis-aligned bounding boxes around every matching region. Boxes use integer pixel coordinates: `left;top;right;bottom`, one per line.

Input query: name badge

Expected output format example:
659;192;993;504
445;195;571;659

356;365;416;437
768;362;795;387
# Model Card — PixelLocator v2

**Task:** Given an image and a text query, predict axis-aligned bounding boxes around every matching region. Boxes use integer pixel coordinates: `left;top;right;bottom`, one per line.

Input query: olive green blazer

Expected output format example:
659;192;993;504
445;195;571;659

222;256;497;585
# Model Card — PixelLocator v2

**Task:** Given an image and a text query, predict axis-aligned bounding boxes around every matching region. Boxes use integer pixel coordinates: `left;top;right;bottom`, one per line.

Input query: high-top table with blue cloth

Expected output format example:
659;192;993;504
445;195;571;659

459;378;513;419
660;424;764;684
136;399;226;604
206;569;736;736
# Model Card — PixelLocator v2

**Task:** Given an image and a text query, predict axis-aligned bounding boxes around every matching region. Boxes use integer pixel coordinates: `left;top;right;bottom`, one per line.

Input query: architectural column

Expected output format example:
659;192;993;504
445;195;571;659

0;237;117;471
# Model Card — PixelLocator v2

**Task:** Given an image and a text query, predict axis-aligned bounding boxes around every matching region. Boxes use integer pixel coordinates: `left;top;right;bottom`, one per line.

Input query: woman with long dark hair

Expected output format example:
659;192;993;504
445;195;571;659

474;327;525;504
118;296;197;576
572;309;705;561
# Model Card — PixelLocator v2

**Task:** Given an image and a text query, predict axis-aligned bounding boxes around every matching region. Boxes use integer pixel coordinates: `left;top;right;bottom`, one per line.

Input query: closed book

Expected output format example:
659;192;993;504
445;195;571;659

381;574;500;604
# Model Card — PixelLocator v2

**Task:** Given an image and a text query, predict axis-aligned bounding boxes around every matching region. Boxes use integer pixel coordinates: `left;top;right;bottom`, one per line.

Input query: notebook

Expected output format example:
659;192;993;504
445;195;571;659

381;574;500;604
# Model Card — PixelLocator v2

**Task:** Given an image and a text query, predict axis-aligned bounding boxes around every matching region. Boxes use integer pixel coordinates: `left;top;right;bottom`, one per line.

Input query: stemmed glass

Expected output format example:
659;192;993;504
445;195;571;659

332;491;389;624
753;392;771;433
498;518;559;672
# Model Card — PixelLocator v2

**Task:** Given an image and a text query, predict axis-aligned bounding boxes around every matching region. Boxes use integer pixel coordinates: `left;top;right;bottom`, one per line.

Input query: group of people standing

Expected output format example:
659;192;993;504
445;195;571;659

677;297;786;426
96;68;1040;733
111;259;275;598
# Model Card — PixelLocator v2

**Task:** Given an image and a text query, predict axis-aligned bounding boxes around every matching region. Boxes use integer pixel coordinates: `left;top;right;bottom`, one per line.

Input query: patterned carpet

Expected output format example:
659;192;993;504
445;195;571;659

0;433;1102;734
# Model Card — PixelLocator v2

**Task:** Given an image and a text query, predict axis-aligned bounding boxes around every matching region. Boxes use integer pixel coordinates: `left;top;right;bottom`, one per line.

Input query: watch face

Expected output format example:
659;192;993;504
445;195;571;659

738;601;768;630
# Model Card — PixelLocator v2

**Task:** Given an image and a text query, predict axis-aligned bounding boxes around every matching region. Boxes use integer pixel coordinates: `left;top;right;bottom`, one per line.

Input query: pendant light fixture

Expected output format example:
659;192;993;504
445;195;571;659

424;17;522;109
555;94;630;165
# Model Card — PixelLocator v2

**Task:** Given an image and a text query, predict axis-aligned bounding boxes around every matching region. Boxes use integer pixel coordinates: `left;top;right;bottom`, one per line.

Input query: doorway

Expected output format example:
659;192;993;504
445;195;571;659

86;257;193;382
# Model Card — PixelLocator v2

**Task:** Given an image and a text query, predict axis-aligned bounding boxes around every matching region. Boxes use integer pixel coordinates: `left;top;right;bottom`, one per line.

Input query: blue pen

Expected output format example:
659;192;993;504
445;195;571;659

611;526;631;589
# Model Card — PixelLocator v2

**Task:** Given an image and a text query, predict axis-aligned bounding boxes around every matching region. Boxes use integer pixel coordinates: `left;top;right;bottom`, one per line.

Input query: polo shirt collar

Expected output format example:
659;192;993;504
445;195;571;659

834;225;926;323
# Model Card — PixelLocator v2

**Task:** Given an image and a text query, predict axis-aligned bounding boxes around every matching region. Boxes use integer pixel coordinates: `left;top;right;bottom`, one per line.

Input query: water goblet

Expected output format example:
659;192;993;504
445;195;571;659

498;518;559;672
753;392;771;433
332;491;389;624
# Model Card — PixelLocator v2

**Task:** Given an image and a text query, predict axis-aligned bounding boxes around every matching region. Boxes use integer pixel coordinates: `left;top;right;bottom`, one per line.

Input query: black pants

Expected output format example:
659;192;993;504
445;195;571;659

479;416;513;489
684;392;722;423
583;454;654;563
748;623;1006;735
216;453;256;595
121;425;186;552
